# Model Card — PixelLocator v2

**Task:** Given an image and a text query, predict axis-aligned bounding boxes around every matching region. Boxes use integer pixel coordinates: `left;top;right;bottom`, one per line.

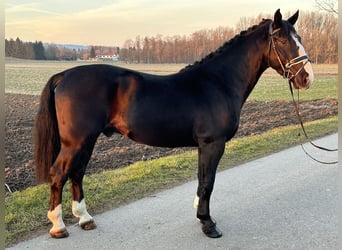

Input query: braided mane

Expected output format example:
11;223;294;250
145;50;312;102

179;19;271;72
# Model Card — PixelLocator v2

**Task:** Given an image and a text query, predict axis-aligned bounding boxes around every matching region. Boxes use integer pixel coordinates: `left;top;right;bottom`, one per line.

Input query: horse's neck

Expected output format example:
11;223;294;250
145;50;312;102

220;26;270;103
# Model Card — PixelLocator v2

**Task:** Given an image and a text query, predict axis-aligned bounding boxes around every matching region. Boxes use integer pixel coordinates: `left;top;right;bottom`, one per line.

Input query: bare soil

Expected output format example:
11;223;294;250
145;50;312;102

5;93;337;192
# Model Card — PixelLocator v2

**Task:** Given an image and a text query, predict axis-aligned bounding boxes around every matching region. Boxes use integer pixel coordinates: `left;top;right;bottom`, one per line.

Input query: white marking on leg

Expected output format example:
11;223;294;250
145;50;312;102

291;33;314;86
194;194;199;209
47;204;66;234
72;199;93;225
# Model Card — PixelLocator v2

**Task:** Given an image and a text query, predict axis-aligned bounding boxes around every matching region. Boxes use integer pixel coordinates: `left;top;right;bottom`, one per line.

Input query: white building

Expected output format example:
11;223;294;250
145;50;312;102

95;54;120;61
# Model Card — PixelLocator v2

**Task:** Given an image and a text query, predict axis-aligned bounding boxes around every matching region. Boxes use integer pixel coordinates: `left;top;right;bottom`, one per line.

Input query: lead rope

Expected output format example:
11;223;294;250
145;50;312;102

288;81;338;164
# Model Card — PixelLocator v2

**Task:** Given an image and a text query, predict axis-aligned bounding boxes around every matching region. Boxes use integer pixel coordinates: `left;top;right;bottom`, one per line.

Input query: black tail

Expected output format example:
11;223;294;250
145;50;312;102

34;74;63;183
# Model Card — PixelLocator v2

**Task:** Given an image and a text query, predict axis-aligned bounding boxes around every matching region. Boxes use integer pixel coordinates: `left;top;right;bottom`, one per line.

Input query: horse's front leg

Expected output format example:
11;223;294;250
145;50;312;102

195;139;225;238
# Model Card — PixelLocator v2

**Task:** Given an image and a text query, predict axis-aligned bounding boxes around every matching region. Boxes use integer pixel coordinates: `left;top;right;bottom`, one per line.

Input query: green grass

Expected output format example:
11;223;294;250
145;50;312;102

5;59;337;100
5;116;338;246
248;74;337;101
248;64;338;101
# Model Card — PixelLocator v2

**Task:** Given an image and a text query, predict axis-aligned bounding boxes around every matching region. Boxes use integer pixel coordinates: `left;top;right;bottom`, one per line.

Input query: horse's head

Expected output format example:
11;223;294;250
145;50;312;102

268;9;314;89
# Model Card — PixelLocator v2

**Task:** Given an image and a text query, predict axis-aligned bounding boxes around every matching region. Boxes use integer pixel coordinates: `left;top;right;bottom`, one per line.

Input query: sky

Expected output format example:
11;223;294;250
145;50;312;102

5;0;318;47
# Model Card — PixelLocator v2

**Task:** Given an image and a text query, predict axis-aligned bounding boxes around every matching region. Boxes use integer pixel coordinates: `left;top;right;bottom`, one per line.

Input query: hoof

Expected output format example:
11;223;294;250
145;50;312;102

200;218;222;238
80;220;97;230
50;228;69;238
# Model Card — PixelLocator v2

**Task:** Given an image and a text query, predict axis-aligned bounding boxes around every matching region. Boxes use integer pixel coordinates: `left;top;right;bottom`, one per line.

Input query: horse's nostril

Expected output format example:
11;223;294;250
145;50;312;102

305;76;312;89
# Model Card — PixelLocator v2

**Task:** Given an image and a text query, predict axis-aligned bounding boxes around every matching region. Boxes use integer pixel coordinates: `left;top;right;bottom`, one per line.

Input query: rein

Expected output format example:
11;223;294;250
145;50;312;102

268;22;338;165
288;82;338;165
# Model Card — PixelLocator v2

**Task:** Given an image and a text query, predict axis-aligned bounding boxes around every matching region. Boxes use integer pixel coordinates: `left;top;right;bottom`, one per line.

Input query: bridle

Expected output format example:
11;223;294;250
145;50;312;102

268;22;337;165
268;22;310;82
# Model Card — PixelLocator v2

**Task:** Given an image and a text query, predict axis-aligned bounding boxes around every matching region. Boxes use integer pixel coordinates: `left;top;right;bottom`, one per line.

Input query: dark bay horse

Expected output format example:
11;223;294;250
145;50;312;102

34;9;314;239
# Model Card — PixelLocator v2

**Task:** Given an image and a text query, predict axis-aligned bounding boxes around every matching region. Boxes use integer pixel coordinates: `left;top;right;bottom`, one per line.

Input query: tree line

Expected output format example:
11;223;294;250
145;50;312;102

5;38;119;61
119;11;337;64
120;28;235;64
5;11;337;64
5;38;46;60
5;38;85;61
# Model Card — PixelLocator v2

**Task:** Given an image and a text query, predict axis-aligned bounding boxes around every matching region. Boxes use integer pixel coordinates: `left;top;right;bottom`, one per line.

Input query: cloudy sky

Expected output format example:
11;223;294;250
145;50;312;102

5;0;317;46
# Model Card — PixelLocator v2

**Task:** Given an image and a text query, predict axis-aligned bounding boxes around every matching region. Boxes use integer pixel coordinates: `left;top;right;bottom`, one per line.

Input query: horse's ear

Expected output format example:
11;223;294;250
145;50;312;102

273;9;282;27
288;10;299;25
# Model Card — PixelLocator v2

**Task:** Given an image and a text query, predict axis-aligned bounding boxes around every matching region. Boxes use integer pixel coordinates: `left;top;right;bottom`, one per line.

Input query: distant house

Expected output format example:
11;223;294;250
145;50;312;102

95;54;119;61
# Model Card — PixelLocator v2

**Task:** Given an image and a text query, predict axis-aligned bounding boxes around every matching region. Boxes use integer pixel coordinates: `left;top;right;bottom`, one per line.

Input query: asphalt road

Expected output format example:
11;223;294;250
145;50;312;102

8;134;338;250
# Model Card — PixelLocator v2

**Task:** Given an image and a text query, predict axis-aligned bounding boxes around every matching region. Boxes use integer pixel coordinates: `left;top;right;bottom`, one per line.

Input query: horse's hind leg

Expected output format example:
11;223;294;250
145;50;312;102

69;139;97;230
48;147;77;238
48;137;97;238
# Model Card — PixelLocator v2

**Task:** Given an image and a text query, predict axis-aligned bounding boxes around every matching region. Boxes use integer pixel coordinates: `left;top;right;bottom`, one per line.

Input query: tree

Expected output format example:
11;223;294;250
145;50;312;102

315;0;338;14
72;49;77;61
296;11;337;64
135;36;141;63
45;45;58;60
14;37;24;58
90;46;96;58
142;37;151;63
33;41;46;60
24;42;35;59
5;38;15;57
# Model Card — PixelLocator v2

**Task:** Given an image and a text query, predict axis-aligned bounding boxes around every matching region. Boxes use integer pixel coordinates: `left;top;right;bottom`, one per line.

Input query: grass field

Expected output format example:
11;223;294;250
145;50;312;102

5;58;337;101
5;59;187;95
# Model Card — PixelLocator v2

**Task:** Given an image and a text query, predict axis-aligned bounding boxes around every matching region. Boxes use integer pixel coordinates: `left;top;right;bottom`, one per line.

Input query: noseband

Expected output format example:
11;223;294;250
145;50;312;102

268;22;310;81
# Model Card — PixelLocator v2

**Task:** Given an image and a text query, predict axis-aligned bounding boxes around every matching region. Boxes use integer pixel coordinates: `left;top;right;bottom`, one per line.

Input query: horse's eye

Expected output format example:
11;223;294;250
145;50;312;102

275;38;287;45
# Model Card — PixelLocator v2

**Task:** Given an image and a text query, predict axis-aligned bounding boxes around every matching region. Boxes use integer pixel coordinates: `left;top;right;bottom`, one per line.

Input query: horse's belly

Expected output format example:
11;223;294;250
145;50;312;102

127;121;197;147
